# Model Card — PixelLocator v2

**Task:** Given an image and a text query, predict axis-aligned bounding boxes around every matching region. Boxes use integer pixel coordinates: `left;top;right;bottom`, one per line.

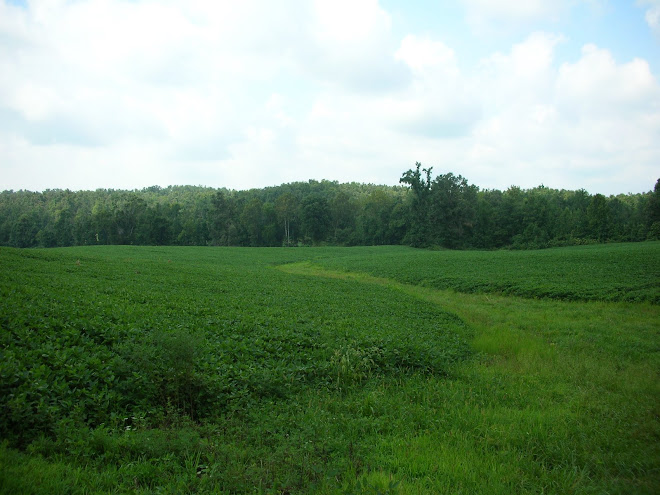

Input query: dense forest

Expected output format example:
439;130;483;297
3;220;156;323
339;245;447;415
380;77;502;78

1;164;659;249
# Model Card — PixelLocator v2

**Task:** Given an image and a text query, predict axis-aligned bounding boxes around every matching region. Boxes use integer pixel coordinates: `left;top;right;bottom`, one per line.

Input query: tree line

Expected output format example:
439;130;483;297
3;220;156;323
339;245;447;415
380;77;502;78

1;165;659;249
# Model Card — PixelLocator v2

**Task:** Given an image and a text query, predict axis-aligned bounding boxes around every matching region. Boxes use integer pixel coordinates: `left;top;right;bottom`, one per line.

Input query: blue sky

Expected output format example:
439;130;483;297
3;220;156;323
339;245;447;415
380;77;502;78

1;0;659;194
385;1;659;66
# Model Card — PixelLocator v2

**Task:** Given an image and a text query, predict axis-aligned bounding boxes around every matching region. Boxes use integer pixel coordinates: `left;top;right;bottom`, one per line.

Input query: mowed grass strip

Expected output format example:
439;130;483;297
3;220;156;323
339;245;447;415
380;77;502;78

279;260;660;494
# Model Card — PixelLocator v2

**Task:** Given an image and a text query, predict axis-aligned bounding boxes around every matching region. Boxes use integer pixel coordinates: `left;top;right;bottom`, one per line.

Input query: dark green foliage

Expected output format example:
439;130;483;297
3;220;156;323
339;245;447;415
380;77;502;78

399;165;657;249
399;162;433;246
428;172;478;248
115;328;209;419
647;179;660;239
1;172;658;249
0;246;469;448
302;193;331;243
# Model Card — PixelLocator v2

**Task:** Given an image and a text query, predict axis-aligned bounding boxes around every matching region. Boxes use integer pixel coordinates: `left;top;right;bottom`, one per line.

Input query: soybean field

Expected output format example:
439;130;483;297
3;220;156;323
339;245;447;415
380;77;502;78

1;243;659;494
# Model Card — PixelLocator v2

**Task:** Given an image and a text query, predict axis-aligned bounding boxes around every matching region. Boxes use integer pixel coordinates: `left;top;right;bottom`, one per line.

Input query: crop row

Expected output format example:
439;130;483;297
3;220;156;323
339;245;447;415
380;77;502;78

313;242;660;303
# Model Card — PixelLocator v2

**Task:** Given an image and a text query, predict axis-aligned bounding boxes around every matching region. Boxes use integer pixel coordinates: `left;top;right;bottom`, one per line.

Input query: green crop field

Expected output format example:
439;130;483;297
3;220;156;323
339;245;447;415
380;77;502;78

308;242;660;303
1;243;659;494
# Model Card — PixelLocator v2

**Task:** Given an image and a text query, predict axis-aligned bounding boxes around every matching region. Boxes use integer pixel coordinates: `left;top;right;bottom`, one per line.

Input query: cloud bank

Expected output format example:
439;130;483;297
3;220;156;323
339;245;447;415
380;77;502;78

0;0;658;195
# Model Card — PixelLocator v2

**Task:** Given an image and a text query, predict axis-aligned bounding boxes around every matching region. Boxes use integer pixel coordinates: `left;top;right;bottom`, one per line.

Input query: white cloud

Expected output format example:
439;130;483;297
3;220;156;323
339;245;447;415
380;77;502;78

390;35;481;139
463;0;559;22
0;0;311;158
0;1;658;195
461;0;604;34
297;0;410;91
556;44;658;117
647;8;660;32
639;0;660;35
477;32;564;108
462;36;660;192
461;0;563;33
313;0;389;44
395;35;459;77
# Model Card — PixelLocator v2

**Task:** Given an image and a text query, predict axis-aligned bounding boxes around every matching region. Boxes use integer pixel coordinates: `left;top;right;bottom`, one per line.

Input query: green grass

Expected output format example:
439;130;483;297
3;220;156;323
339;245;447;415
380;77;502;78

1;243;659;493
279;261;660;493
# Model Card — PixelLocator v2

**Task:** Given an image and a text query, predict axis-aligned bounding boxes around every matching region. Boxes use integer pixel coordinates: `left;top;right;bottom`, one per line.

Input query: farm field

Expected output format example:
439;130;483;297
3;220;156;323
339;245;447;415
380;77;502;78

1;243;659;494
310;242;660;303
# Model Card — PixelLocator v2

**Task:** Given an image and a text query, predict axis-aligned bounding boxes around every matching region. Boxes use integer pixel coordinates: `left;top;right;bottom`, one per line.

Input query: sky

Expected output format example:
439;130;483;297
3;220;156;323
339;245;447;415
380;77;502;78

1;0;659;195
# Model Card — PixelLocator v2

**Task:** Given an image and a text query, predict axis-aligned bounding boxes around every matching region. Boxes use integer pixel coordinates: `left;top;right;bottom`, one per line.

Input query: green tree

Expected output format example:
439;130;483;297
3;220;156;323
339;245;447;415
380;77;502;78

261;202;281;246
567;188;591;240
647;178;660;239
275;192;298;246
361;190;396;245
429;172;478;248
142;205;172;245
388;201;408;245
10;212;40;248
240;198;264;247
211;191;236;246
400;162;432;246
51;190;76;246
329;191;357;244
114;195;147;244
301;194;330;244
91;200;114;244
472;192;497;248
587;194;611;241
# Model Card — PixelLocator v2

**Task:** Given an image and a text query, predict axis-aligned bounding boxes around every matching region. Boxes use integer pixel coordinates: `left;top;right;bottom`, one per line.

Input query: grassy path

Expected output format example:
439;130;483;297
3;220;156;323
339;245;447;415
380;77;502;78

278;261;660;494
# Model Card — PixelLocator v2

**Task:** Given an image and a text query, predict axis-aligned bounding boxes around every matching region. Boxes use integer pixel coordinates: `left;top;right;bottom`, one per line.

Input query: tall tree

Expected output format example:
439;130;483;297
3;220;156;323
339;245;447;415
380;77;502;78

211;191;236;246
10;211;40;248
240;198;264;247
301;194;330;244
400;162;432;246
361;190;395;245
647;178;660;239
429;173;478;248
115;195;147;244
587;194;611;241
261;202;281;246
275;192;298;246
142;205;172;245
329;191;357;244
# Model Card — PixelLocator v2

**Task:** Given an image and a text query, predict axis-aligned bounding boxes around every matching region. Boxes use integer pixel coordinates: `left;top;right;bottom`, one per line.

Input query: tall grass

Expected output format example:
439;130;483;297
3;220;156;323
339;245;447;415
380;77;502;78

279;261;660;494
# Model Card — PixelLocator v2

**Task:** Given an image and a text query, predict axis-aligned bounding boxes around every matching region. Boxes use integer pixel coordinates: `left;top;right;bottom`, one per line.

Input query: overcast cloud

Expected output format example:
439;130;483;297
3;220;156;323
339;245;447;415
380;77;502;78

1;0;658;194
